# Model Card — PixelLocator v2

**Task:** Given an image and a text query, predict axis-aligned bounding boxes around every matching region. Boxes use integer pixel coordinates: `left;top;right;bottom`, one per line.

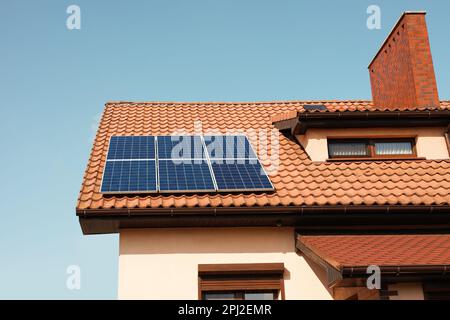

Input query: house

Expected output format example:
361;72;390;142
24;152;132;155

77;12;450;300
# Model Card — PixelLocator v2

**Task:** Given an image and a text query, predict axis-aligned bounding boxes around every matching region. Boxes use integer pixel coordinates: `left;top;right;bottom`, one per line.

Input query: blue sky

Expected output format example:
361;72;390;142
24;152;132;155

0;0;449;299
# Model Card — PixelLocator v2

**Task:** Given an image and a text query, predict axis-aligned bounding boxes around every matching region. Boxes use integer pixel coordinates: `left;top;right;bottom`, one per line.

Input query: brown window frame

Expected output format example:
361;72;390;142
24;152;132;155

198;263;285;300
327;137;418;161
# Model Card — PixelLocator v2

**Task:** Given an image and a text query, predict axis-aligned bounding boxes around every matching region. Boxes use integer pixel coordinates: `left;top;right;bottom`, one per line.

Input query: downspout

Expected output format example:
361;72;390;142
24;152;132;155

444;125;450;157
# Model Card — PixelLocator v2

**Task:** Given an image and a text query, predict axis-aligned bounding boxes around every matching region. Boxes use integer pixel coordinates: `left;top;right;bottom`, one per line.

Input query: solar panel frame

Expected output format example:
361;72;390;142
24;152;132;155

155;136;160;192
200;135;219;191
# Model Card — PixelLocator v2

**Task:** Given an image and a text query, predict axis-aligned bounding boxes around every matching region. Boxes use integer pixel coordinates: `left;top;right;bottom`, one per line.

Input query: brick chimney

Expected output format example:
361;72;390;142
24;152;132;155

369;12;440;110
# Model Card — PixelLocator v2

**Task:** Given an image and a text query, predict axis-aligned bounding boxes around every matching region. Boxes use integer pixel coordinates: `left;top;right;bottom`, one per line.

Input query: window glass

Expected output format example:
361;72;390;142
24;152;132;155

328;138;416;159
328;142;368;157
203;293;238;300
374;141;413;155
203;291;276;300
244;292;275;300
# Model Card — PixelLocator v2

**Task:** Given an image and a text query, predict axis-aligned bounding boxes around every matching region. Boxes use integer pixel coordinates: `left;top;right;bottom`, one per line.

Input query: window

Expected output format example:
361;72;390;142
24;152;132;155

328;138;416;160
198;263;285;300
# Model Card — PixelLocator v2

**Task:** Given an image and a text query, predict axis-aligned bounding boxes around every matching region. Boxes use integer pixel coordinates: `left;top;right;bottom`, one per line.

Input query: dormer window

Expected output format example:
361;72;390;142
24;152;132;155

328;138;416;160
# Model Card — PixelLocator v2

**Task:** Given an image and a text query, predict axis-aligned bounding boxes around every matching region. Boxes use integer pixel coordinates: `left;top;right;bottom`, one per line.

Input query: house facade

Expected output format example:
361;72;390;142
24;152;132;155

77;12;450;300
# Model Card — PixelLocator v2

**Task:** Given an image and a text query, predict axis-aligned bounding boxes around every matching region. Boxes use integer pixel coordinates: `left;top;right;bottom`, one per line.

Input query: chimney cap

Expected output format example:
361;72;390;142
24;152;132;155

368;11;427;68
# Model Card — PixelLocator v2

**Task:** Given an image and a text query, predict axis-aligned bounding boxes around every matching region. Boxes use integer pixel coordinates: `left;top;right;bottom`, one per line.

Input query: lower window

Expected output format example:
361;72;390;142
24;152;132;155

198;263;285;300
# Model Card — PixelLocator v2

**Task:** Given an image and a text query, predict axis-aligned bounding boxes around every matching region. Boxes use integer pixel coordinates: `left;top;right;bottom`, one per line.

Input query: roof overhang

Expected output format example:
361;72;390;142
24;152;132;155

272;110;450;135
78;205;450;234
296;234;450;287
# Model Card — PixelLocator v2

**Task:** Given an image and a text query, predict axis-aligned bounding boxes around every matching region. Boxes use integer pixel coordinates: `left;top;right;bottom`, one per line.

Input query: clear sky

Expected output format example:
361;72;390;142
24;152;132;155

0;0;449;299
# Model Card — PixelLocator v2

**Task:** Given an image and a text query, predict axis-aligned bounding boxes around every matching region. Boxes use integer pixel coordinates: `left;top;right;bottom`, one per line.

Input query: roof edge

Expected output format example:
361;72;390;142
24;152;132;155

296;234;450;285
78;205;450;235
77;204;450;217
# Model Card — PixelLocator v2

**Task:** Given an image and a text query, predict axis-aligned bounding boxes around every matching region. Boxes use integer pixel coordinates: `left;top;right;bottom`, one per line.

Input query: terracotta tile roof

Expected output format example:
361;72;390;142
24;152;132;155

297;234;450;268
270;110;298;123
77;100;450;211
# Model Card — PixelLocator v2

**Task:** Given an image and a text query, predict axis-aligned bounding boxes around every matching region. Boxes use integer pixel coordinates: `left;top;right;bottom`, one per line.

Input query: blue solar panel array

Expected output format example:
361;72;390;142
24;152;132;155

101;135;273;193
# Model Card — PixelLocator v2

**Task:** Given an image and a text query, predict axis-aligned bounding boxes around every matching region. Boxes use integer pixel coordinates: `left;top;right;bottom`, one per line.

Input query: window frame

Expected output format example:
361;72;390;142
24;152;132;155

198;263;285;300
327;137;418;160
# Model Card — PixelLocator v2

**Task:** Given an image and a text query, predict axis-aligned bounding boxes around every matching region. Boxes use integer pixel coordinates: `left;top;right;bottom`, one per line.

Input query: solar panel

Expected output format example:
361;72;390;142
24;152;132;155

158;160;215;192
101;135;274;194
107;136;155;160
157;136;205;159
211;159;273;191
204;135;257;159
101;160;157;193
303;104;327;111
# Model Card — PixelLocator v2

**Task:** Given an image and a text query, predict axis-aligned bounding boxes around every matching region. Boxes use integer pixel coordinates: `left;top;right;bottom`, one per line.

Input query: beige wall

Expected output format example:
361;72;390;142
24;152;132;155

296;127;449;162
118;227;333;300
389;282;424;300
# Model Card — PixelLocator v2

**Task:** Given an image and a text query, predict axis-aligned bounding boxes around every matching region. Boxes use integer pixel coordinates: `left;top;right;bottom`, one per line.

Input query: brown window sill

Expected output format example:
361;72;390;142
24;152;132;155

326;157;426;162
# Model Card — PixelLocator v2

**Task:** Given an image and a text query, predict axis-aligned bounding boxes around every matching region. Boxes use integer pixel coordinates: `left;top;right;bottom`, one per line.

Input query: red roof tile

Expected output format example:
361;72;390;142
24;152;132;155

77;100;450;211
297;234;450;268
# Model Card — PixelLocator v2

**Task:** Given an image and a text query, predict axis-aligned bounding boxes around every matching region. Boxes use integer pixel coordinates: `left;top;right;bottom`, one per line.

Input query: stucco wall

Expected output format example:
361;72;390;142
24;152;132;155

296;127;449;162
118;227;333;300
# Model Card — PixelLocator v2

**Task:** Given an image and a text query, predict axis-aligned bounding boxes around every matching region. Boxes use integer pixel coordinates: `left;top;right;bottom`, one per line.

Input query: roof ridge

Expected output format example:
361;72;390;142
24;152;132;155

105;99;373;106
105;100;450;107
